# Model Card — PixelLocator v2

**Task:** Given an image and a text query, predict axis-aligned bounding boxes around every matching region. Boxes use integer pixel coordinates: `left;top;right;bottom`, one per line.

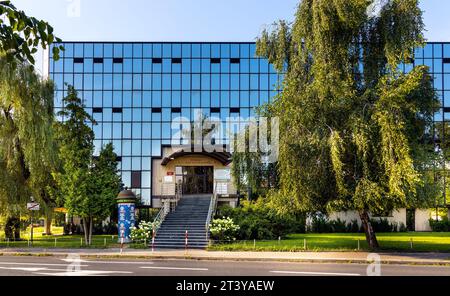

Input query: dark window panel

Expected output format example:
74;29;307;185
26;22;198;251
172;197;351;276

443;58;450;64
230;107;240;113
113;58;123;64
152;58;163;64
131;171;141;188
116;156;122;162
93;107;103;113
172;58;182;64
230;58;240;64
171;107;182;113
211;58;221;64
112;107;123;113
93;58;104;64
210;107;220;113
152;107;162;113
74;58;84;63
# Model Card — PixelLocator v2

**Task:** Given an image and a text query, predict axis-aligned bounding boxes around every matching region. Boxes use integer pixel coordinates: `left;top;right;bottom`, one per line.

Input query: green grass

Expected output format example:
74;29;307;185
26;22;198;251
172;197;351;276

0;226;120;249
208;232;450;252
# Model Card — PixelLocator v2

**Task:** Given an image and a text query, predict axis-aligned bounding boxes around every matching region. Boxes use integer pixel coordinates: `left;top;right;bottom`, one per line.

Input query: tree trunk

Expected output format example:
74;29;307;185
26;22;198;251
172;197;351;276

359;210;379;249
88;216;93;246
82;218;88;247
44;212;52;235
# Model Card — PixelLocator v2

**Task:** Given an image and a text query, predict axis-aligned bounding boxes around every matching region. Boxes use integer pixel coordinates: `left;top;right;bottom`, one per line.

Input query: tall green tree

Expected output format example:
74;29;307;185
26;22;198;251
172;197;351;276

256;0;439;248
55;86;121;245
0;0;63;64
0;57;57;239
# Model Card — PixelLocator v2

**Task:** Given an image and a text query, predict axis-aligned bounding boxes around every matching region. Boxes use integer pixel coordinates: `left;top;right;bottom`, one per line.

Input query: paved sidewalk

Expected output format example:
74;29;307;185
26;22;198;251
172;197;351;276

1;248;449;265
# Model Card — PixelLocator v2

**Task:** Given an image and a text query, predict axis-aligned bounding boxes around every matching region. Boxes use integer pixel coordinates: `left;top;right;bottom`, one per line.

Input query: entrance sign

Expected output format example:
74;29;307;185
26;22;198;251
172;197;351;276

27;203;40;211
214;169;231;181
164;175;174;183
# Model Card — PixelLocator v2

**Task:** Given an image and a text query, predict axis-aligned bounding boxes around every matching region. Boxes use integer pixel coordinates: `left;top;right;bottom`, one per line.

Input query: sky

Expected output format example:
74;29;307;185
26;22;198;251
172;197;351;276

11;0;450;74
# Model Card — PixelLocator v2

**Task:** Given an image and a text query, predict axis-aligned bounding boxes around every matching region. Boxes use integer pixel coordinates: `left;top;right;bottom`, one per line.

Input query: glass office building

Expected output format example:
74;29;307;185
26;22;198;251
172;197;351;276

47;42;282;206
47;42;450;208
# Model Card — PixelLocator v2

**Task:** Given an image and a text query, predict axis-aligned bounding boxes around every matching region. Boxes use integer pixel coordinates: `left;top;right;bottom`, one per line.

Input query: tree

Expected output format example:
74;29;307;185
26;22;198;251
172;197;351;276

88;143;122;243
0;0;63;65
231;125;279;200
256;0;439;248
55;86;121;245
0;0;62;239
0;57;57;239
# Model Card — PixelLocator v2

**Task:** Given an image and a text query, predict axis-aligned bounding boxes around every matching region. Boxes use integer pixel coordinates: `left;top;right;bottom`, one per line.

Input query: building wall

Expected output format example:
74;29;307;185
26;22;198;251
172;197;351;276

329;209;407;230
415;209;433;232
152;146;236;207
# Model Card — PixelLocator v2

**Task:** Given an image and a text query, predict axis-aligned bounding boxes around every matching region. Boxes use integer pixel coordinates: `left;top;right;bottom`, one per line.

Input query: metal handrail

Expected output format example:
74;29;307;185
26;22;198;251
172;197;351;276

205;182;219;240
152;206;166;235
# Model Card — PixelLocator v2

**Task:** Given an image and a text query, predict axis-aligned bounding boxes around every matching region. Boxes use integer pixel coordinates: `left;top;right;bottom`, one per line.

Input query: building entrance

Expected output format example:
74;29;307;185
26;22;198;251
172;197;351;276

176;166;214;195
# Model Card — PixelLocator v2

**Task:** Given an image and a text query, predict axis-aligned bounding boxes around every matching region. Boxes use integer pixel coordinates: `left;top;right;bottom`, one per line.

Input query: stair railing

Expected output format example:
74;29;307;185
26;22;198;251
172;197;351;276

205;182;219;241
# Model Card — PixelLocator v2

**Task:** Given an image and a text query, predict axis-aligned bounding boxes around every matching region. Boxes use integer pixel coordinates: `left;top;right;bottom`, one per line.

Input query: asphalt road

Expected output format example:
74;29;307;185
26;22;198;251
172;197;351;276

0;256;448;276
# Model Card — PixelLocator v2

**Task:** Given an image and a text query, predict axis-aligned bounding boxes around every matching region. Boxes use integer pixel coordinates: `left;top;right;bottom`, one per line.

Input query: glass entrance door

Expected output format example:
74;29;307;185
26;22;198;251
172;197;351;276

179;166;214;195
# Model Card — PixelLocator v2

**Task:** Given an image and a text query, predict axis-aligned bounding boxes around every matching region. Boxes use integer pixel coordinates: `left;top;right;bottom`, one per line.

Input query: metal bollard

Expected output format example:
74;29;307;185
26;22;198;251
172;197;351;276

410;238;413;250
304;238;307;250
104;238;107;247
152;228;155;252
253;239;256;249
357;239;360;251
185;230;189;254
80;237;83;246
7;238;9;247
278;236;281;245
54;238;57;248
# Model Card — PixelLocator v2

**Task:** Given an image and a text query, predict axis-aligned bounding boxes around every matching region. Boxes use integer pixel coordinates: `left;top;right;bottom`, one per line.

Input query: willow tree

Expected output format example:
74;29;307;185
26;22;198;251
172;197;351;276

0;57;57;238
256;0;439;248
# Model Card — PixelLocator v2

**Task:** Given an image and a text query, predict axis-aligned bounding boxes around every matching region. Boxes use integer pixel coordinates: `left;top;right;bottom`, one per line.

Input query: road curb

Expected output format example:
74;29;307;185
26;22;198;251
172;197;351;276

1;251;449;266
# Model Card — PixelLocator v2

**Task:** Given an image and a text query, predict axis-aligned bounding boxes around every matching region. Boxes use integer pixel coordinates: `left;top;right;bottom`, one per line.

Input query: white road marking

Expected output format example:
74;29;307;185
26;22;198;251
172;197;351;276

61;259;154;265
270;270;360;276
140;266;208;271
36;270;133;276
0;262;88;267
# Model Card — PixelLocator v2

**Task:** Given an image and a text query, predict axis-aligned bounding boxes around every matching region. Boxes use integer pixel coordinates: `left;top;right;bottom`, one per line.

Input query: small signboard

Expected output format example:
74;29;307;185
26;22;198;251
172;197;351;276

164;175;174;183
214;169;231;181
27;203;40;211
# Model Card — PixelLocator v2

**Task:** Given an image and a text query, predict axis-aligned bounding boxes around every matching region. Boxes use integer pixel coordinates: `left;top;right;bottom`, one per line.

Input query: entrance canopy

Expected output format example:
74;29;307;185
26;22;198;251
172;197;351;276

161;150;232;166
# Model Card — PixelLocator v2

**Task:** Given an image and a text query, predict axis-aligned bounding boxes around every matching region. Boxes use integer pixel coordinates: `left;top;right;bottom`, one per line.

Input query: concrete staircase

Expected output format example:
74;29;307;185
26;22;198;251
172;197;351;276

153;195;211;249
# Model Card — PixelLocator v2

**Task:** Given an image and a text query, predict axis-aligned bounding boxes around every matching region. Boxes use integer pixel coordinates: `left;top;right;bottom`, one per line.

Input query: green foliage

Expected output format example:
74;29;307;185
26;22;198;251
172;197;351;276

89;143;122;221
308;215;406;233
429;217;450;232
209;217;240;241
54;86;95;219
130;221;159;242
216;200;305;240
0;1;63;64
0;57;57;219
54;86;122;244
256;0;439;247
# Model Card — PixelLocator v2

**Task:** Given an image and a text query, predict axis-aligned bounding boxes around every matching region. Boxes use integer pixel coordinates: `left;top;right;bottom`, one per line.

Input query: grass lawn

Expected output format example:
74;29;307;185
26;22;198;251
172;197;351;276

0;226;121;249
208;232;450;252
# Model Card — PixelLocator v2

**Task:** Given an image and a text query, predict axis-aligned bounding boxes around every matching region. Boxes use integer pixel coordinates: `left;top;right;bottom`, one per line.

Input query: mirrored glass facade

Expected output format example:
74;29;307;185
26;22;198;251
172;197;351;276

48;42;450;207
48;42;282;206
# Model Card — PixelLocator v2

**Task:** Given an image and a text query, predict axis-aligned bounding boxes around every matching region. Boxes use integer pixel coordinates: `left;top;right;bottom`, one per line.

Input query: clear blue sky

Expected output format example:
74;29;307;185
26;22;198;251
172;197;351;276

12;0;450;73
14;0;450;42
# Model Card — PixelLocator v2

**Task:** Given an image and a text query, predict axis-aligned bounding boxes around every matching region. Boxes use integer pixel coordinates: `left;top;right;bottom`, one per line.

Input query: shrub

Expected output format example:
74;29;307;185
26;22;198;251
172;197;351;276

429;217;450;232
371;218;396;232
309;214;332;233
346;220;360;233
209;217;240;241
216;200;306;240
130;220;160;242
